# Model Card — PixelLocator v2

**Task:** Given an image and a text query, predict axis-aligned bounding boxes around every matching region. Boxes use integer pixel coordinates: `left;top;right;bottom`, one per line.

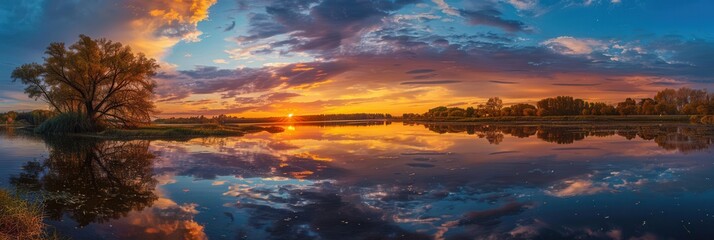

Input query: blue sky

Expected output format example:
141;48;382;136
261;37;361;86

1;0;713;116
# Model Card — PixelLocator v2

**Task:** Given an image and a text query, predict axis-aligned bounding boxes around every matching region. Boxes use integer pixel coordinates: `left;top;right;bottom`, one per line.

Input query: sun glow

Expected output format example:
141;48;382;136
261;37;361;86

288;113;294;118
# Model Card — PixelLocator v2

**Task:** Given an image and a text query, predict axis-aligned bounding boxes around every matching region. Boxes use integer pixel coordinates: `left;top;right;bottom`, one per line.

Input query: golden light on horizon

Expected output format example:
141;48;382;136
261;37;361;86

288;113;294;118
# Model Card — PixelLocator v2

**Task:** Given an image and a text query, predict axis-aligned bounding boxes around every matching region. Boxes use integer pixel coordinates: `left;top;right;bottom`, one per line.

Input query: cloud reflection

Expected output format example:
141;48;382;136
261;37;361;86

5;123;714;239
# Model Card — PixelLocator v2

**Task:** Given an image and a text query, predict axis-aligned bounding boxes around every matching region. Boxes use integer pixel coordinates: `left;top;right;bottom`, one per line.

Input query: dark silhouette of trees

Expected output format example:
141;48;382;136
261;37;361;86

637;98;657;115
579;102;616;115
536;96;586;116
616;98;638;116
485;97;503;116
11;35;159;130
505;103;537;116
401;87;714;121
466;106;475;117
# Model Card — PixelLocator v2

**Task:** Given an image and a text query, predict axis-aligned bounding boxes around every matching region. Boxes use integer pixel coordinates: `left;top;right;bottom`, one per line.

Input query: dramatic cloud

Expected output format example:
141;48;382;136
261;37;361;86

236;0;419;54
118;0;218;57
157;61;350;101
0;0;217;60
459;8;529;32
3;0;714;117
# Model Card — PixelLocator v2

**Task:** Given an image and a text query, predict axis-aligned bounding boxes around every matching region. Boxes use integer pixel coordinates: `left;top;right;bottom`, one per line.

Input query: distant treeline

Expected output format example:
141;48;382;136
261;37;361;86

0;110;55;125
154;113;393;124
403;88;714;120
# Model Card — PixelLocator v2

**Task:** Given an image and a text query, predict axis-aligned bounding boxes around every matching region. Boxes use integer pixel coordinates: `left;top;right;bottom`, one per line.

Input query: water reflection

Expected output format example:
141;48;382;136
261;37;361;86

2;123;714;239
143;123;714;239
417;123;714;151
11;138;157;226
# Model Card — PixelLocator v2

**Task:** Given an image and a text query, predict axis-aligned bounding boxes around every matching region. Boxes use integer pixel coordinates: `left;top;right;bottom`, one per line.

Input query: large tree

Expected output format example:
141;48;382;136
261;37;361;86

11;35;159;130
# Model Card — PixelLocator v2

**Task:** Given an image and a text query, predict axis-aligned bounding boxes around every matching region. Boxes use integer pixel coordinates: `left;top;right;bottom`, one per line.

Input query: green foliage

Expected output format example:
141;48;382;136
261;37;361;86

34;112;96;134
16;110;56;125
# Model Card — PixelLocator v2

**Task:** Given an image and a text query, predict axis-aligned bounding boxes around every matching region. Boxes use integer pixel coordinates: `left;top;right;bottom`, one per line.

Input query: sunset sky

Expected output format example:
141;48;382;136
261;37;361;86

1;0;713;117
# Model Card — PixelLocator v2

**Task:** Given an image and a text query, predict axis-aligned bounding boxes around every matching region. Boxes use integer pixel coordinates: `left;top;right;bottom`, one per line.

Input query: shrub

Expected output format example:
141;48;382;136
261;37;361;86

0;189;44;239
34;113;98;134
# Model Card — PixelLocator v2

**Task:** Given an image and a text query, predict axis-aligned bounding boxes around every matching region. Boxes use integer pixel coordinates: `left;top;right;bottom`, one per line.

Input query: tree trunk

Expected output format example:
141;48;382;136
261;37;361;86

85;102;102;132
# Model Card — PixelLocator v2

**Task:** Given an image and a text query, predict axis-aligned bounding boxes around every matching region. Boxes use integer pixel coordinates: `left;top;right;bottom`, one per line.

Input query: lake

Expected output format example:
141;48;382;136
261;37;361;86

2;122;714;239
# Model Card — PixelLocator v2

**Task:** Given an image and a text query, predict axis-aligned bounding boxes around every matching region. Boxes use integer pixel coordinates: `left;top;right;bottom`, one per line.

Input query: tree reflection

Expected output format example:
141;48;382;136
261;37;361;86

419;123;714;152
10;138;157;226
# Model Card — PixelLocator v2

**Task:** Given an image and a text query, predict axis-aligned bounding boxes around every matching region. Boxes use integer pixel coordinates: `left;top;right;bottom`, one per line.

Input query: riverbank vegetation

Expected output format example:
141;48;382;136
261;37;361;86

0;189;56;240
403;87;714;123
8;124;283;141
94;125;284;140
11;35;159;133
1;110;55;126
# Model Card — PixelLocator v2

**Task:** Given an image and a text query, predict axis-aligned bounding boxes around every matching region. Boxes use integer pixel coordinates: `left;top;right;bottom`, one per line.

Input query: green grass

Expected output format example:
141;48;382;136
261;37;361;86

34;113;94;134
407;115;693;123
0;189;44;239
87;124;284;140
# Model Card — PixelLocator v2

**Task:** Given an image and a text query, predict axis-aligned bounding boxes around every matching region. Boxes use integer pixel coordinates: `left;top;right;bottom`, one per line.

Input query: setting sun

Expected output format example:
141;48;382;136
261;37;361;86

287;113;294;118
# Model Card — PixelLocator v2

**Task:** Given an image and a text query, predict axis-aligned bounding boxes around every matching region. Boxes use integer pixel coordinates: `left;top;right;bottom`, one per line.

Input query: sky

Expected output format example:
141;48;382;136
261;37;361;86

1;0;714;117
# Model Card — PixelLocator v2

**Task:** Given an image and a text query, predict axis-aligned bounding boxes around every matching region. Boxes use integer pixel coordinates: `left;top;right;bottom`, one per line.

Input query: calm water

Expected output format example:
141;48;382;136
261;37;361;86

2;122;714;239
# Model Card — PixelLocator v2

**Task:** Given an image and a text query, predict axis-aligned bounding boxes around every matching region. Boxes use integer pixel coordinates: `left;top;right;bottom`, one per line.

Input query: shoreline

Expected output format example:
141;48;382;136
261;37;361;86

402;115;697;124
9;125;285;141
6;115;713;141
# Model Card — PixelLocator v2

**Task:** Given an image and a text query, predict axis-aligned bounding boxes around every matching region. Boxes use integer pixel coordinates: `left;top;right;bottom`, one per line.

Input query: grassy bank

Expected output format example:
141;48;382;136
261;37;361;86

0;189;47;239
405;115;693;124
83;124;284;140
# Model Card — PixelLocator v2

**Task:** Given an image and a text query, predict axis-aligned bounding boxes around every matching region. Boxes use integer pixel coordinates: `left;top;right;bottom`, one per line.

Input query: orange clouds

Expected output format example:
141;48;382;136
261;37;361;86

114;0;217;58
154;53;700;118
